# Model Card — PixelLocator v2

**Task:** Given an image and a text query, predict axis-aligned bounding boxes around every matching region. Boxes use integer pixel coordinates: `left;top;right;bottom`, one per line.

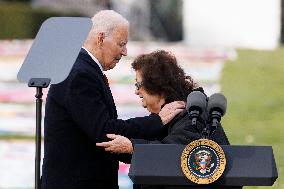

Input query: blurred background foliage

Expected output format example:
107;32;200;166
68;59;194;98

0;2;82;39
222;48;284;189
0;0;183;41
149;0;182;41
281;0;284;43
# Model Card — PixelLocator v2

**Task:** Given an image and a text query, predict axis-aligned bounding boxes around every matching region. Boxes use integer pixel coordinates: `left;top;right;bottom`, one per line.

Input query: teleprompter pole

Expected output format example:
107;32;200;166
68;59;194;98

29;78;51;189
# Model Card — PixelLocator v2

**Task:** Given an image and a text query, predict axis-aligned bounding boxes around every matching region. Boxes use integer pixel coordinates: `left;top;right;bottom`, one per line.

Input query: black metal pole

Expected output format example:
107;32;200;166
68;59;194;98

35;87;43;189
28;78;50;189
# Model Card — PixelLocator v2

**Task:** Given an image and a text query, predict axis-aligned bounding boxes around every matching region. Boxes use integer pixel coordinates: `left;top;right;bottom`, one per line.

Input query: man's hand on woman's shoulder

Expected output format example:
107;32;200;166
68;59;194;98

159;101;186;125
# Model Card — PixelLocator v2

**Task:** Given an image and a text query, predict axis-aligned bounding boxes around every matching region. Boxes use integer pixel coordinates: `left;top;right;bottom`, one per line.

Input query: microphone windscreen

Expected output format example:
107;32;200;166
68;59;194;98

207;93;227;115
186;91;207;112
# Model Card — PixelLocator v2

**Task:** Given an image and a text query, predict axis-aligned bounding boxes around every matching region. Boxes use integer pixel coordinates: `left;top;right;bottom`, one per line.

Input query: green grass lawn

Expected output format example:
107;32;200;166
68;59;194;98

221;48;284;189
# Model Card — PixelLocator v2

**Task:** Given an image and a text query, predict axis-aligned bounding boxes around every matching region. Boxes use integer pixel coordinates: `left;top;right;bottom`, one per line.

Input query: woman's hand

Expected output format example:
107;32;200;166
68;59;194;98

96;134;133;154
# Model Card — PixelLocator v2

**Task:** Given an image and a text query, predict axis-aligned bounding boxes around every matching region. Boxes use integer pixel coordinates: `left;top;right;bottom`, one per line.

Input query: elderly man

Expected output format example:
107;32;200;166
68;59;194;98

41;10;185;189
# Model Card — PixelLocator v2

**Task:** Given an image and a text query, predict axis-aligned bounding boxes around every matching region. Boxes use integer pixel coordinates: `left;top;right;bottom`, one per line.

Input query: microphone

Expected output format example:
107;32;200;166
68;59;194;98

186;91;207;126
207;93;227;130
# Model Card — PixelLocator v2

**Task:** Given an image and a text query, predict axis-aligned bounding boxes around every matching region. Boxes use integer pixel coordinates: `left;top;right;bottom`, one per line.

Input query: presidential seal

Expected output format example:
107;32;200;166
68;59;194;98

181;139;226;184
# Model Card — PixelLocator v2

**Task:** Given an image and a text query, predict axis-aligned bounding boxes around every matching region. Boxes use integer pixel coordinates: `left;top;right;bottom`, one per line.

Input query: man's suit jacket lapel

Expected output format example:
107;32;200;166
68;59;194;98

79;48;118;119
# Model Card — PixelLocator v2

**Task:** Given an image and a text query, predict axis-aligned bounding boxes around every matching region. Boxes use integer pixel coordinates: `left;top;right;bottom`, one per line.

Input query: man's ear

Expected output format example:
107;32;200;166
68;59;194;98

97;32;105;46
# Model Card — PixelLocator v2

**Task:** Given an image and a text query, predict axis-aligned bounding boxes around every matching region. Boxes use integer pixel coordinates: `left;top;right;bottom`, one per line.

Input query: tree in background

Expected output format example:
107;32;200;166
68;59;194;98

149;0;183;41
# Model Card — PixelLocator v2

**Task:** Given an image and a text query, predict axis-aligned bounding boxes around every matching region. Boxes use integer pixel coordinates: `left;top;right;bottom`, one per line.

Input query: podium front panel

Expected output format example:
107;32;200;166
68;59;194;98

129;144;277;186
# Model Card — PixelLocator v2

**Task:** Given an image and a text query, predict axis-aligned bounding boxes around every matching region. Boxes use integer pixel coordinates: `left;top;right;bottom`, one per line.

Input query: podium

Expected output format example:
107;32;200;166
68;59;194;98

129;144;278;189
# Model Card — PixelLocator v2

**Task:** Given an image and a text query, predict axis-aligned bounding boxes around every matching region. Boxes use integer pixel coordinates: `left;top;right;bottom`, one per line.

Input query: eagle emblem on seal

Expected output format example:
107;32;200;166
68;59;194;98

193;150;215;174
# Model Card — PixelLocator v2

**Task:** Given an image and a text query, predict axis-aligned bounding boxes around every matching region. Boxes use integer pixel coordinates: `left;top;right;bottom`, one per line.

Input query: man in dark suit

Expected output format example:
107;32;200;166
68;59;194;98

41;10;185;189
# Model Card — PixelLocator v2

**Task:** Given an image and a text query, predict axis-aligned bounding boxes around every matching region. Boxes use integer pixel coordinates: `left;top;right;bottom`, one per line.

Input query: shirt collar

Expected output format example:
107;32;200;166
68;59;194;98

82;47;103;72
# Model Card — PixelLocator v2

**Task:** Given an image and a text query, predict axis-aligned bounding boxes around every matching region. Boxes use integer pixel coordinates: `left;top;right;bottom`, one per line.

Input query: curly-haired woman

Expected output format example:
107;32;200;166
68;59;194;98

97;50;229;153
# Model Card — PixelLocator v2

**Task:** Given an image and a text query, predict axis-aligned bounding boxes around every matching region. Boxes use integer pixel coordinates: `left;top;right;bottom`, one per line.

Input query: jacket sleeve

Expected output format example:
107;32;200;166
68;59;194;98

131;119;230;146
65;71;164;143
130;120;202;146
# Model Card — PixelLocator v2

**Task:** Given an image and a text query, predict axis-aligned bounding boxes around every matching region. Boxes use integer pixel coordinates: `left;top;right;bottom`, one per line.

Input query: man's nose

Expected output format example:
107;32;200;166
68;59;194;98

121;46;127;56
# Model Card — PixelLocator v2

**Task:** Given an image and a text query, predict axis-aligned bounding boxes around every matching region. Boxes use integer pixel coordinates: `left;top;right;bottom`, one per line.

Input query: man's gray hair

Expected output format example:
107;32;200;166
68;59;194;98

91;10;129;37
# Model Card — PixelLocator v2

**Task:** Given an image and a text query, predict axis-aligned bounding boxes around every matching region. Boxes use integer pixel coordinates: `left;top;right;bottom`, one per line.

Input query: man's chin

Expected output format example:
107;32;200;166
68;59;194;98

105;64;117;71
110;63;117;69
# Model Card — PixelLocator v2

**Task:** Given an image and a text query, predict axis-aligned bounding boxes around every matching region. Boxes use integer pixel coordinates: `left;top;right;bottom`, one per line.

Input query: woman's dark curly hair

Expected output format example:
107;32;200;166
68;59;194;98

131;50;197;103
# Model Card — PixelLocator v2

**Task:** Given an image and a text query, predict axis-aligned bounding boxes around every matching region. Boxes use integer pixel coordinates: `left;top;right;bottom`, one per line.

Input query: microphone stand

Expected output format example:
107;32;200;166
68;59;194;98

201;124;211;139
202;110;223;139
